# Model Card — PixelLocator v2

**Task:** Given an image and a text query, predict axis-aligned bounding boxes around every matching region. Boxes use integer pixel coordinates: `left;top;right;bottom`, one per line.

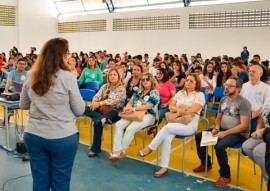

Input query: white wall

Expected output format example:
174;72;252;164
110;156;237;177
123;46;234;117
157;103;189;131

58;1;270;61
17;0;58;54
0;0;17;54
0;0;58;55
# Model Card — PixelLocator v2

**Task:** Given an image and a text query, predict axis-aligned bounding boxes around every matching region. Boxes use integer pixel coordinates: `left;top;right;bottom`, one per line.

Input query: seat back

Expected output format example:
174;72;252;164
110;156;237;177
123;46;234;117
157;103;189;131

86;81;101;92
201;87;206;93
212;87;224;102
79;89;96;102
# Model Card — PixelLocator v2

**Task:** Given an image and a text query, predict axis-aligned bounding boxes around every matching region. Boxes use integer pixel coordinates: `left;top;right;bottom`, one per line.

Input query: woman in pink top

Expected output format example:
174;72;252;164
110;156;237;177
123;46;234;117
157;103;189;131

148;68;176;136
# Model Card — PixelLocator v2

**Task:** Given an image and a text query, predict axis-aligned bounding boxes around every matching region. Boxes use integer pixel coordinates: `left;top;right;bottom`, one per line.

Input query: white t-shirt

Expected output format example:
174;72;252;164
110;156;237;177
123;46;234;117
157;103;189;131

149;67;157;77
199;74;216;94
240;81;270;112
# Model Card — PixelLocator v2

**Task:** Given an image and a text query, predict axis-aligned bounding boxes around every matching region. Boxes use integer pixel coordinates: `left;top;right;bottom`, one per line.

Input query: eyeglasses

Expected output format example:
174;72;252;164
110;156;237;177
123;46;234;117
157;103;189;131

18;62;26;65
223;83;236;88
141;78;150;82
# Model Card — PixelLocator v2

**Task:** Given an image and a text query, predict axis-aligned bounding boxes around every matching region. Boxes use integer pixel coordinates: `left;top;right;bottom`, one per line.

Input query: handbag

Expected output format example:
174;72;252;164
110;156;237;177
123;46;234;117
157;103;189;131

165;111;194;125
118;110;146;122
96;105;114;115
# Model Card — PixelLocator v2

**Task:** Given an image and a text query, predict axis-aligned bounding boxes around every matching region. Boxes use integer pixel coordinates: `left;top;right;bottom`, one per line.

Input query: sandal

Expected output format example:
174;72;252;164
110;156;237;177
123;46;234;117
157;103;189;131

137;147;152;157
109;151;126;166
154;168;168;178
88;151;98;158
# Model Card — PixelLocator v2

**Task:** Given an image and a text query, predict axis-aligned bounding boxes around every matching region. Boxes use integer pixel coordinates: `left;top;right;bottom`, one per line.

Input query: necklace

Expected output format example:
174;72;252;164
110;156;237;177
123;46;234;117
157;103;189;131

130;77;139;86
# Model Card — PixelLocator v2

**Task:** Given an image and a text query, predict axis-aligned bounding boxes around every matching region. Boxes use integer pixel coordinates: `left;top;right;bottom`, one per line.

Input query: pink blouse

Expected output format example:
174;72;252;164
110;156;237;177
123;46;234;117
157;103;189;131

158;81;176;104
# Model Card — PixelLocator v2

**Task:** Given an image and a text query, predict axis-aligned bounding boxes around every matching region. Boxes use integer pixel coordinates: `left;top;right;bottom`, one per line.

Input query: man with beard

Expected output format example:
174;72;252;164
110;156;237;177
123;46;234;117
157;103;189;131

193;77;251;187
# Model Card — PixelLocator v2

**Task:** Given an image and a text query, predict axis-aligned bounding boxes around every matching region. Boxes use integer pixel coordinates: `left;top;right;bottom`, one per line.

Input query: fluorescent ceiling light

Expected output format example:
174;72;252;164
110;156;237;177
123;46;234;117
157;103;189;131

58;10;109;17
190;0;261;6
114;3;184;13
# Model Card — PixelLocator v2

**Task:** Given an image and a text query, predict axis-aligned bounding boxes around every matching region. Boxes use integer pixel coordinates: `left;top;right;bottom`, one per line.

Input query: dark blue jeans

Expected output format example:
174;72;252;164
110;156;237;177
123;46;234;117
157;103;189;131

84;106;119;153
24;132;79;191
250;117;258;135
195;128;246;178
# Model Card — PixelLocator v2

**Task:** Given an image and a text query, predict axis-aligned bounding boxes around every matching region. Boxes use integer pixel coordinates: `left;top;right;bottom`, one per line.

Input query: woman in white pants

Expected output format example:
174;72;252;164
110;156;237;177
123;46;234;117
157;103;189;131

138;73;205;177
107;73;160;165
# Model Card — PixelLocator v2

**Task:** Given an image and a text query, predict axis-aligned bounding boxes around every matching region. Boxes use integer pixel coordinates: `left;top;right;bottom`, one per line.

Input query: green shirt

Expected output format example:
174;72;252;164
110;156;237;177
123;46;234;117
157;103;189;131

78;67;103;85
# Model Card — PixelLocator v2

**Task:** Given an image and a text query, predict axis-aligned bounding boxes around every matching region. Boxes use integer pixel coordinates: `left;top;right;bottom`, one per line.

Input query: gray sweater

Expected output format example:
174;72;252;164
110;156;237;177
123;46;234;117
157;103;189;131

20;69;85;139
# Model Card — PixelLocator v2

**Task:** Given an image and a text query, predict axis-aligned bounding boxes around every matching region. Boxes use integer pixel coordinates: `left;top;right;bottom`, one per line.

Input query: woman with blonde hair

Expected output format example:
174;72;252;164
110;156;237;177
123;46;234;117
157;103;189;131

84;68;126;157
107;73;160;165
20;38;85;191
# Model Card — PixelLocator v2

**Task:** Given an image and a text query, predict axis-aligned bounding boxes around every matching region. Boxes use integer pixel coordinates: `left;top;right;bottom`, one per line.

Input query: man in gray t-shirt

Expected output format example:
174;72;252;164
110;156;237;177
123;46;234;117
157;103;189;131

0;58;27;127
193;77;251;187
219;95;251;139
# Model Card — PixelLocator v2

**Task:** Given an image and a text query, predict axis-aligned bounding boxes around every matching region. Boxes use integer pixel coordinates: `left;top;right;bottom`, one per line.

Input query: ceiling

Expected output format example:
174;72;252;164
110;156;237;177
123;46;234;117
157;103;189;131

53;0;262;16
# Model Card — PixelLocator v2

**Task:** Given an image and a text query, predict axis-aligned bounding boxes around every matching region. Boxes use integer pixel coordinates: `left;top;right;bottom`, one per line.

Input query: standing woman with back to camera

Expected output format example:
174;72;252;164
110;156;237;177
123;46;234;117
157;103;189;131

20;38;85;191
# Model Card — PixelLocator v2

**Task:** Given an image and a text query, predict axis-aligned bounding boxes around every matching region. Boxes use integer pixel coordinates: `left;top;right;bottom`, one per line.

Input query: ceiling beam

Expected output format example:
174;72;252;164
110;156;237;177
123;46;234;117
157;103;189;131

102;0;115;13
183;0;190;7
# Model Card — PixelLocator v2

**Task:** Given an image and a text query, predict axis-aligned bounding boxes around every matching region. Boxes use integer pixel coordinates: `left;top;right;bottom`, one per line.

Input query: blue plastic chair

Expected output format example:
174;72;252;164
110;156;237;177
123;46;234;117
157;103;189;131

79;89;96;102
175;134;196;173
201;87;206;93
86;81;101;92
141;99;162;145
77;89;96;132
206;87;225;114
229;143;243;186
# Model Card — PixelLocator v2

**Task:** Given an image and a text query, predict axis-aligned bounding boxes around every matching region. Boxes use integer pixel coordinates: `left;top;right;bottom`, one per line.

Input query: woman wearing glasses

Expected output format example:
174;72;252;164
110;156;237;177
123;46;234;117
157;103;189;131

84;68;126;157
107;73;160;165
138;73;205;177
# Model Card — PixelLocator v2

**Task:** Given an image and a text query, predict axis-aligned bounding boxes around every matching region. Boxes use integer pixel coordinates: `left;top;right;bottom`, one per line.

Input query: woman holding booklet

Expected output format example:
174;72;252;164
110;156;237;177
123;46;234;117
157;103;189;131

137;73;205;178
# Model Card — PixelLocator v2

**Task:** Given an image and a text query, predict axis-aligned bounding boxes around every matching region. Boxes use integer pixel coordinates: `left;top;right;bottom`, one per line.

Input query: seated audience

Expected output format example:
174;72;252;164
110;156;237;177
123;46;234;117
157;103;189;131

120;62;131;84
149;58;160;77
148;68;176;136
193;77;251;187
107;73;160;165
186;60;200;75
194;66;203;76
232;61;249;83
242;97;270;187
170;60;186;91
80;53;88;70
138;73;205;177
263;121;270;190
78;56;103;87
200;61;216;97
240;64;270;134
68;56;79;78
1;58;28;126
160;62;173;78
216;62;232;87
124;64;143;99
84;68;126;157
